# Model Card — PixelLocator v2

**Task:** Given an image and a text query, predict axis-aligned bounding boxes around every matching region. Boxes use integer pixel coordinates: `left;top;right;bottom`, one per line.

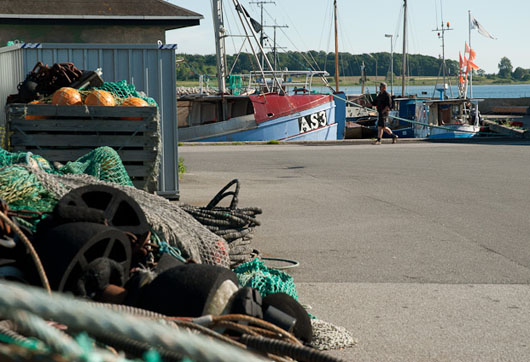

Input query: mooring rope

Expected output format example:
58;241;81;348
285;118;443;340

241;334;346;362
331;93;499;135
0;281;264;362
0;211;51;294
5;309;84;359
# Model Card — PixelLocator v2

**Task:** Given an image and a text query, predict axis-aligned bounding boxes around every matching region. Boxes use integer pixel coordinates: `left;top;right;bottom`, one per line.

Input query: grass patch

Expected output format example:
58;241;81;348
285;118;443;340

178;157;186;177
267;140;280;144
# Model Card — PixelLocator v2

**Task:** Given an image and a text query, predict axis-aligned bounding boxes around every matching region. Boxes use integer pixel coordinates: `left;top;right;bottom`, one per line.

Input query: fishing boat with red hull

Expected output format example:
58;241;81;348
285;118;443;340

177;0;338;142
178;86;337;142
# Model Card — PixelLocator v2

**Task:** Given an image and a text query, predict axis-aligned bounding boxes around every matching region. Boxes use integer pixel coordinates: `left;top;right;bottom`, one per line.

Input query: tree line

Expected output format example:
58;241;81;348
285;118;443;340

496;57;530;81
176;51;460;81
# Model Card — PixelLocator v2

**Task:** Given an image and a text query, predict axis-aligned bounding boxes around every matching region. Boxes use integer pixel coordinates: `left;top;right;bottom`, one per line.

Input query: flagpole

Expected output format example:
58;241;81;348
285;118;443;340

469;10;473;98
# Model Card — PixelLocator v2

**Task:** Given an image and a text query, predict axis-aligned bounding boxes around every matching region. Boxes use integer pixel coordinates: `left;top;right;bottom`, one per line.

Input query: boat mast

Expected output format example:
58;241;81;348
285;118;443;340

401;0;407;96
433;2;453;99
212;0;227;94
334;0;340;91
468;10;472;98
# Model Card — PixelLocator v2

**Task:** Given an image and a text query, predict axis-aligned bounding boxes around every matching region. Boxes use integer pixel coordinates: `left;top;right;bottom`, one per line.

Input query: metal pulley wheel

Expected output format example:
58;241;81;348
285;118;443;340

56;185;150;242
34;222;131;293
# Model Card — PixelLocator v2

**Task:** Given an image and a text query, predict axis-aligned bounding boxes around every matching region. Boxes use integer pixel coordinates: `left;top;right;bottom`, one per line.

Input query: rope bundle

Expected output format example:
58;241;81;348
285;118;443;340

181;179;262;268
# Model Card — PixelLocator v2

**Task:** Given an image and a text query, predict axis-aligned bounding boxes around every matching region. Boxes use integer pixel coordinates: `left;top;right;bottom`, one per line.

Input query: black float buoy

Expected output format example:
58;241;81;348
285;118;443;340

137;264;240;317
34;222;131;294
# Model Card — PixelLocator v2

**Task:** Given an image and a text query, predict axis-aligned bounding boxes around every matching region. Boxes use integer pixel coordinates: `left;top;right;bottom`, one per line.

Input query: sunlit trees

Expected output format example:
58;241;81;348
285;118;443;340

498;57;513;78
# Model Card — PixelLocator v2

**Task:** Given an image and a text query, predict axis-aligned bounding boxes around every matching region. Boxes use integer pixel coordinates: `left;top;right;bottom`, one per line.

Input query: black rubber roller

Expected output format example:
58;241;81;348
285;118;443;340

34;222;131;294
137;264;239;317
56;185;150;242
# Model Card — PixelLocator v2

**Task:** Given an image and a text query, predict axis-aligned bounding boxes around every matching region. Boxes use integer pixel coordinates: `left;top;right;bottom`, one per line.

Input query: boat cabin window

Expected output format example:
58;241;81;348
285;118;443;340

438;104;462;125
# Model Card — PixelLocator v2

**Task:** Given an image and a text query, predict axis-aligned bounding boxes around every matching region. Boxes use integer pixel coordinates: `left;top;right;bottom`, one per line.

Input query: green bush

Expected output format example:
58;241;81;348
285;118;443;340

178;157;186;177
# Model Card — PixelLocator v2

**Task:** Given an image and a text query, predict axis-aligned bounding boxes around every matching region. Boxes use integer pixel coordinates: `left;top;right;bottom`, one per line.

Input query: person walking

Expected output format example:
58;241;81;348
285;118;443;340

373;82;398;145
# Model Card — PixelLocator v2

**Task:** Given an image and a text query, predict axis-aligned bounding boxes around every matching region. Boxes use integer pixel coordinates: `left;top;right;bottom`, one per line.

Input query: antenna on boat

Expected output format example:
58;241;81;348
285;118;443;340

267;24;289;70
249;0;275;69
432;1;453;99
251;1;288;71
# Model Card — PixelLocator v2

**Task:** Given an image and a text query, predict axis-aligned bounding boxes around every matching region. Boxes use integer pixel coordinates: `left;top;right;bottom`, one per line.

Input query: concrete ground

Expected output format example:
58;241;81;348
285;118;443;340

178;139;530;361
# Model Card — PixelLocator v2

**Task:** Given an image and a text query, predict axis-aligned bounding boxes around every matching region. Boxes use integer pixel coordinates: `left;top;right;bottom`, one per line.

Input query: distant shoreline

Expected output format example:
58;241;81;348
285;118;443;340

316;76;530;87
177;76;530;88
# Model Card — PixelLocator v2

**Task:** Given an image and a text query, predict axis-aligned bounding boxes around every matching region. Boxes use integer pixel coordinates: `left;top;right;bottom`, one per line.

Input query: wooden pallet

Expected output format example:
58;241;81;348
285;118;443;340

490;106;529;115
6;103;161;191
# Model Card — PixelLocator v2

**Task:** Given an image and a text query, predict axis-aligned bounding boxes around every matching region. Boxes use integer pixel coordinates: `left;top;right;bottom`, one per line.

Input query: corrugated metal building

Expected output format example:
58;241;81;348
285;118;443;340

0;1;205;198
0;43;180;198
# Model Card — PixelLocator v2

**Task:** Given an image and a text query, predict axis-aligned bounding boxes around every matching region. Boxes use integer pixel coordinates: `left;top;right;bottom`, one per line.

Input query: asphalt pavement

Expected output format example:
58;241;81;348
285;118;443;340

178;139;530;361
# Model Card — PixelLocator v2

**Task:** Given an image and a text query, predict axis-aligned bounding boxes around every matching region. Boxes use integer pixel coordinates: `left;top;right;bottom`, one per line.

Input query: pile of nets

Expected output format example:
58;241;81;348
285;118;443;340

0;149;356;352
0;147;229;267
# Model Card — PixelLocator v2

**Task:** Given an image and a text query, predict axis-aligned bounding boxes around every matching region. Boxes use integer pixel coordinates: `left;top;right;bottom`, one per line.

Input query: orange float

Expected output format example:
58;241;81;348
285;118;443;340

51;87;83;106
84;89;116;106
120;97;149;120
121;97;149;107
26;100;46;120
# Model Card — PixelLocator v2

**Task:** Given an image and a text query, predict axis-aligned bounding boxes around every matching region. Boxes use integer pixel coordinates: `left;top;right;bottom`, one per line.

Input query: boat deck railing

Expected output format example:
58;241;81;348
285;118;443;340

247;70;330;94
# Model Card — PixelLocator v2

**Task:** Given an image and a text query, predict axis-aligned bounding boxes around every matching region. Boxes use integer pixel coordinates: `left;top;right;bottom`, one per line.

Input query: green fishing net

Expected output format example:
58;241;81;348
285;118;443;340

234;258;299;300
0;165;57;214
0;146;133;227
58;147;133;187
92;80;158;107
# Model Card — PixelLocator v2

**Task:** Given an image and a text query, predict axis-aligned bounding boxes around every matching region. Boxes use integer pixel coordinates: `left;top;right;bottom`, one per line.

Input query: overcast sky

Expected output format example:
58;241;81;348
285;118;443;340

166;0;526;74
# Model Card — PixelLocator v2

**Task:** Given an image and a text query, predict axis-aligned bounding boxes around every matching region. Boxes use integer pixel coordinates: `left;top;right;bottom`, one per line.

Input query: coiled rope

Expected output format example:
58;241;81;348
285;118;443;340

0;280;264;362
241;334;345;362
181;179;262;268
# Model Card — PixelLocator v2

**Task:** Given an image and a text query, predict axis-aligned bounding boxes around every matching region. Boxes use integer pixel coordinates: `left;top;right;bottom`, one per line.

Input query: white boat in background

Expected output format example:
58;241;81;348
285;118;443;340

387;1;482;139
413;98;481;139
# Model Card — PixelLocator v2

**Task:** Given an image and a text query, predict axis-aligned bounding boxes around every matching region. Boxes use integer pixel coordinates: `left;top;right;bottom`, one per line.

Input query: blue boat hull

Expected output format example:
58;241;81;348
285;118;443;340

181;99;337;142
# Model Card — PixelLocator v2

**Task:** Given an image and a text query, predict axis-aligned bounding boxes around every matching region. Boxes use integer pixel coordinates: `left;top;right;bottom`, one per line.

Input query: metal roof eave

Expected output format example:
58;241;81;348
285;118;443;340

0;14;203;20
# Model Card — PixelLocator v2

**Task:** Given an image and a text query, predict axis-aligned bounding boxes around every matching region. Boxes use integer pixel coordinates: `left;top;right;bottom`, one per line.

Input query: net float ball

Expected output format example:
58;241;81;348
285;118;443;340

121;97;149;120
51;87;83;106
84;89;116;106
26;100;46;120
121;97;149;107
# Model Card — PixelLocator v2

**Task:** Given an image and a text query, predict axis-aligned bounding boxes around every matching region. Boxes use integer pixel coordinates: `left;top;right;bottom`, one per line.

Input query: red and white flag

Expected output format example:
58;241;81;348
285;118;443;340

470;15;497;40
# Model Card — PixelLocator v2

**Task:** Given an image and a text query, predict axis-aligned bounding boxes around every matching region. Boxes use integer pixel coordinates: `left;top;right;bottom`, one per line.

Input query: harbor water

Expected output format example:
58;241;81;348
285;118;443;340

313;84;530;99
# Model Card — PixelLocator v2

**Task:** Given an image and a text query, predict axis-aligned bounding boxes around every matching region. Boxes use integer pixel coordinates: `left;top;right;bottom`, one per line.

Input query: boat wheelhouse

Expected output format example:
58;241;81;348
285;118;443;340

413;98;481;139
